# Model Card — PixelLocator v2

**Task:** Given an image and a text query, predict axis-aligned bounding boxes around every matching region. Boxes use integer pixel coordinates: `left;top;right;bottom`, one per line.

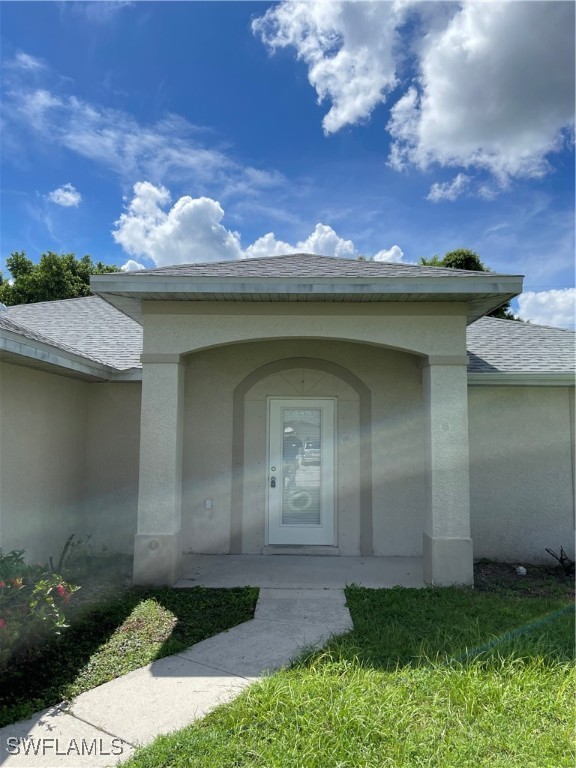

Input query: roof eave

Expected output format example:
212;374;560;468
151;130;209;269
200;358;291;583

91;274;523;325
91;273;522;295
0;329;140;381
468;372;575;387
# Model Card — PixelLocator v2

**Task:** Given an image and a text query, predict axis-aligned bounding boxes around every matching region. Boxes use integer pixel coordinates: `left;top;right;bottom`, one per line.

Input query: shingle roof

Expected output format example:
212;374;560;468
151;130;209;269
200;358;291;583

2;294;574;377
126;253;501;278
0;312;106;361
93;253;523;325
467;317;575;374
4;295;142;370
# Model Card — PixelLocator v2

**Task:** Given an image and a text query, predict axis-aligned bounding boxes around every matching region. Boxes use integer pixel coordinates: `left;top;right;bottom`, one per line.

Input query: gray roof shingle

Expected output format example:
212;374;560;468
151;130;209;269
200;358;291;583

124;253;506;279
467;317;575;374
4;296;142;370
0;312;109;362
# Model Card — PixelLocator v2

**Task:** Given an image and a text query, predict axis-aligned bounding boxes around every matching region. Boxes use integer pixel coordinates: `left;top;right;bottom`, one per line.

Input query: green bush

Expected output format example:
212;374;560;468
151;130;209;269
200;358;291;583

0;549;28;581
0;549;79;670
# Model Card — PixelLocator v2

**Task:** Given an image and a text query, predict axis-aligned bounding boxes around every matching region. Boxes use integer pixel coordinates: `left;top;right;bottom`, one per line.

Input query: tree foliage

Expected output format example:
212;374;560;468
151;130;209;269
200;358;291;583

0;252;120;306
420;248;487;272
420;248;519;320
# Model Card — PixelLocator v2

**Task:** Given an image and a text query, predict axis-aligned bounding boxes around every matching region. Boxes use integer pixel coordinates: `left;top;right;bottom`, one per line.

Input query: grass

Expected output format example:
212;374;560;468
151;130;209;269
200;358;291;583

0;585;258;727
123;581;575;768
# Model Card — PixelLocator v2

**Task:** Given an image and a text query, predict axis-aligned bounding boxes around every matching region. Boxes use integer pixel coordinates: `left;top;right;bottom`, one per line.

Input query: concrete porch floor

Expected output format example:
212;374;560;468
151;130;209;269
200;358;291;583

176;554;425;589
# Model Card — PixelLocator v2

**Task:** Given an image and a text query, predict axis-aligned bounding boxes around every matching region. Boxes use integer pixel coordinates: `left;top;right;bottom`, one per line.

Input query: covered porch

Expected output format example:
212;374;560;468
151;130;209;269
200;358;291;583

90;254;523;588
176;553;425;589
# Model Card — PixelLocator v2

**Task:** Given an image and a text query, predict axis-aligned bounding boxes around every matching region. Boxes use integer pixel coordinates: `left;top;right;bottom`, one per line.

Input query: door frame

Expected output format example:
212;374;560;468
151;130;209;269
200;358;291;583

266;397;337;546
230;356;373;556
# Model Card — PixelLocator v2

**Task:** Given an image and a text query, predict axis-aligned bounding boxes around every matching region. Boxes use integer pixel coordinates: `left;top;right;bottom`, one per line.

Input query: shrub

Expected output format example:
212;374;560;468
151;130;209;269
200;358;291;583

0;549;79;670
545;547;575;576
0;549;28;581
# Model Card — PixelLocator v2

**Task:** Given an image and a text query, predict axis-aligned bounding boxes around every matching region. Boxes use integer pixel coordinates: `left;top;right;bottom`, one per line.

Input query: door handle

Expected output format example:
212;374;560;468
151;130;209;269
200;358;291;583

270;476;276;488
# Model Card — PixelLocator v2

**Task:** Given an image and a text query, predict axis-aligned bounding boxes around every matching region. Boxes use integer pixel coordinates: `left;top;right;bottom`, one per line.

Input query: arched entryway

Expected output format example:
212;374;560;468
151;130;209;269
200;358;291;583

134;322;473;587
231;355;373;555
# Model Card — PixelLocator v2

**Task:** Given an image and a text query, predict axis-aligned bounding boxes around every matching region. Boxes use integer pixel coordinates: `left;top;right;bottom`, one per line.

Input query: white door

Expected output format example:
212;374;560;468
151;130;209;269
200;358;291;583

267;398;336;546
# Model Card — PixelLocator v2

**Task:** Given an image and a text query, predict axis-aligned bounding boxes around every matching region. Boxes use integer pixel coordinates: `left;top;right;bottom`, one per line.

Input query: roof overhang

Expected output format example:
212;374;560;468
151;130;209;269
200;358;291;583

0;327;141;382
468;372;575;387
91;273;523;325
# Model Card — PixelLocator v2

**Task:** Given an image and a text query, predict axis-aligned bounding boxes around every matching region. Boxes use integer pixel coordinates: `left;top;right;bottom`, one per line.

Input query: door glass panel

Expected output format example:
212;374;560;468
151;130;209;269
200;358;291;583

282;408;321;525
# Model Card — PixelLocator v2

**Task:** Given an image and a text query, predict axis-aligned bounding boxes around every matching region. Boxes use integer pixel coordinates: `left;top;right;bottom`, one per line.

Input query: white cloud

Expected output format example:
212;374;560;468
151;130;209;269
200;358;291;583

245;223;356;260
427;174;470;203
517;289;576;331
113;182;242;264
47;183;82;207
113;182;405;267
6;52;46;72
4;61;283;197
253;1;404;134
388;2;575;182
121;259;146;272
67;1;134;24
244;232;297;260
15;88;63;132
14;90;232;185
299;223;356;258
373;245;404;263
255;1;574;187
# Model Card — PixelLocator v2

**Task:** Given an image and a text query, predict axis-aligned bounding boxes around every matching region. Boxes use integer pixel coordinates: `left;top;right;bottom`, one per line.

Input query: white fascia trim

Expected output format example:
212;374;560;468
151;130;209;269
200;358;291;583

92;274;523;298
112;368;142;381
0;332;120;381
468;372;575;387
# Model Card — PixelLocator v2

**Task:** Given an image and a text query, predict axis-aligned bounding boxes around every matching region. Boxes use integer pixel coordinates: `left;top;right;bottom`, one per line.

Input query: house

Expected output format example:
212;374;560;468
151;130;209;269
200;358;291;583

0;254;574;586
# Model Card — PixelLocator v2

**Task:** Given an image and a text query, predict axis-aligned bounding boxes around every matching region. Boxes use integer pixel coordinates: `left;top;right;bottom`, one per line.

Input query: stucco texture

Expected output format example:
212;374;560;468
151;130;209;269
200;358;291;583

0;363;88;562
85;383;141;553
0;362;141;562
469;386;575;563
181;339;426;557
2;297;574;571
142;301;469;358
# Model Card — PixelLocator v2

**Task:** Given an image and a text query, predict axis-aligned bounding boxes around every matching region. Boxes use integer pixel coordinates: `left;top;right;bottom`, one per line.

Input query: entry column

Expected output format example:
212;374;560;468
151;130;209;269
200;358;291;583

422;356;473;585
133;354;184;586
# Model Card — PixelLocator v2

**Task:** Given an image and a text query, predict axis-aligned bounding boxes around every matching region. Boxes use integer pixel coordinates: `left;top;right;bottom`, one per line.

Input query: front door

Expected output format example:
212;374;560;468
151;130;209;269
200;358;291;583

267;398;336;545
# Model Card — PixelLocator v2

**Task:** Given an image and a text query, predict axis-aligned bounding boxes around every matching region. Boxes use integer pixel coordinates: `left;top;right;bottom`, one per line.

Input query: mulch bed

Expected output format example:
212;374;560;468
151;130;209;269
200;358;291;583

474;559;574;599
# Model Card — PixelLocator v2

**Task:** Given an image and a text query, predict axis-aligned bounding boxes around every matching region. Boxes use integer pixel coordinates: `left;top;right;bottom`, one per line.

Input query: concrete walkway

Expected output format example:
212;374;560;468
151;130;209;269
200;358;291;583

0;589;353;767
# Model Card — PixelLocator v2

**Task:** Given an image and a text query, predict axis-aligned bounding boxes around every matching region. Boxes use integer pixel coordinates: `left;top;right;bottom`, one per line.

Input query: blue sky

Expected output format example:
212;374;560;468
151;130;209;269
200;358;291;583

1;1;574;327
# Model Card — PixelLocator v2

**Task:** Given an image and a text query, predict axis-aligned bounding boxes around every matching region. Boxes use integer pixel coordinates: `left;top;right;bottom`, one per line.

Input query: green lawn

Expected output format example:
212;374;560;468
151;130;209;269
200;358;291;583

0;586;258;727
124;585;575;768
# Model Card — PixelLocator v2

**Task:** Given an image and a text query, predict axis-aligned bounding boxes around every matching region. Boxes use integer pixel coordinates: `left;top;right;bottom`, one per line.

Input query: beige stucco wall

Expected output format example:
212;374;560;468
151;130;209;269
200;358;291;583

85;383;141;553
0;363;88;563
145;301;463;561
0;363;141;563
469;386;575;563
142;301;469;358
181;339;426;557
4;300;572;572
